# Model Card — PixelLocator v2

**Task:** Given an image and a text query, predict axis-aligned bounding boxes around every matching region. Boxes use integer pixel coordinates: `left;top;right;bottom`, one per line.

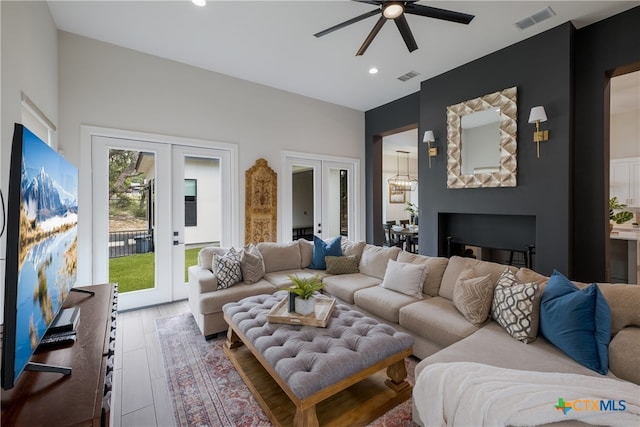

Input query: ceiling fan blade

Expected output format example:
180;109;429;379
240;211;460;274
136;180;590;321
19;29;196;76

352;0;382;5
356;16;387;56
405;4;474;25
394;14;418;53
314;9;381;38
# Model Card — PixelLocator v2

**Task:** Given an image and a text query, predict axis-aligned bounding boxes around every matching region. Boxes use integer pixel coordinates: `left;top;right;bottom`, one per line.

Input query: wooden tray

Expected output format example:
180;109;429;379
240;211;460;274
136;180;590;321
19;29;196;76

267;296;336;327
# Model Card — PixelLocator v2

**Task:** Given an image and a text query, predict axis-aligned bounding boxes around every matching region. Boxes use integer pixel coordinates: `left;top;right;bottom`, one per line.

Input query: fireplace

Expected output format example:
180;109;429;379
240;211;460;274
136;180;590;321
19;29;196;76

439;213;536;269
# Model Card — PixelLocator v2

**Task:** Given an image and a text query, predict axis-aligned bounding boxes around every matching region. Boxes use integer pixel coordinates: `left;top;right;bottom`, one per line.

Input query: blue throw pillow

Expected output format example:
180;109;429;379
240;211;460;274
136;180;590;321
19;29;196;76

309;236;342;270
539;270;611;374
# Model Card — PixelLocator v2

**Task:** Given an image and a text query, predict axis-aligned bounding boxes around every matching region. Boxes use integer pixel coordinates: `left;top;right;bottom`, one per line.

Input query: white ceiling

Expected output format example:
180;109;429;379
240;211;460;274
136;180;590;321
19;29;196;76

47;1;639;112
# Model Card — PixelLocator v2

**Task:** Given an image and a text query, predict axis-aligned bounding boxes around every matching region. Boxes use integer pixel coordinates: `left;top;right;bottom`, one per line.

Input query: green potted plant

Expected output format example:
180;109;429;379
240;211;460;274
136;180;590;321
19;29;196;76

405;202;419;227
287;274;323;315
609;196;634;230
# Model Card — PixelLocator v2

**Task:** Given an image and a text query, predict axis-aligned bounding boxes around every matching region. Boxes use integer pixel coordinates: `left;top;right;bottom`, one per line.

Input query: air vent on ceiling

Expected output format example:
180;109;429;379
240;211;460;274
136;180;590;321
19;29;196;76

397;71;420;82
515;6;556;30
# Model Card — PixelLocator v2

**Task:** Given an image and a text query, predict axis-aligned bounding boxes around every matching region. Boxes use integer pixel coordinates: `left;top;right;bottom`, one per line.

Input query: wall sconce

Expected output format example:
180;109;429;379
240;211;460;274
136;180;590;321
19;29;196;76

423;130;437;168
528;106;549;158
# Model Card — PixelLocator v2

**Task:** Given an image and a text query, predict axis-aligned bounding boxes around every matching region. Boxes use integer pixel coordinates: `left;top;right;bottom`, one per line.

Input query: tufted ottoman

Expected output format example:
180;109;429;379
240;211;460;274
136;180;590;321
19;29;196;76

222;291;414;427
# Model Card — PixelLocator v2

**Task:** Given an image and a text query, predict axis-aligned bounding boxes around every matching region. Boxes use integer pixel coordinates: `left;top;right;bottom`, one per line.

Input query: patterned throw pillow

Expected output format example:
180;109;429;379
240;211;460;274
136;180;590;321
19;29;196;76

240;244;265;284
452;268;493;326
325;255;360;275
214;248;242;290
491;268;540;343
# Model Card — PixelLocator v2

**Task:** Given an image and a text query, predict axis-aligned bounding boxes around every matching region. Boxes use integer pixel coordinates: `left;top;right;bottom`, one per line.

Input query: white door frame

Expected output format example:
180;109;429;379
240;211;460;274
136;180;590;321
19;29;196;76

281;151;361;243
79;126;238;307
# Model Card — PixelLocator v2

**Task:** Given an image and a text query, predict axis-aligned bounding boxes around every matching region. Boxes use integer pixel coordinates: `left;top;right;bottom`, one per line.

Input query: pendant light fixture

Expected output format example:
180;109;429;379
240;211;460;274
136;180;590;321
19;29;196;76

388;150;418;192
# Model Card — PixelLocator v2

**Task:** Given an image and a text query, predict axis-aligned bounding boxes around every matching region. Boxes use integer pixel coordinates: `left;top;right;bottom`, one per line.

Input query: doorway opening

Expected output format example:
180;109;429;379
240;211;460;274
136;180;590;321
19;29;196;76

282;152;361;243
382;128;419;251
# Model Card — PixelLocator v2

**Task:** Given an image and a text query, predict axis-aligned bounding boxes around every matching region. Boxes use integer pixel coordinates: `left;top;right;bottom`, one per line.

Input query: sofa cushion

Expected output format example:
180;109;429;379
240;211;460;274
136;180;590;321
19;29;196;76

415;321;619;381
214;248;243;289
452;268;493;326
381;259;426;299
341;239;366;259
240;244;265;285
263;269;331;289
399;297;479;347
198;246;229;271
396;252;449;297
325;255;359;275
594;283;640;336
540;270;611;375
257;241;302;273
491;268;540;343
198;280;276;315
440;256;515;300
322;273;381;304
309;235;342;270
608;327;640;385
354;285;420;323
299;238;314;268
359;244;401;280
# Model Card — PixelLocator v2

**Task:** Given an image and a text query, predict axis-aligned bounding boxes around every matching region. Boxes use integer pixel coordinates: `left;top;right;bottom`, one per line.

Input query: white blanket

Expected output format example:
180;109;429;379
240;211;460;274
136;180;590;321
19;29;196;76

414;362;640;427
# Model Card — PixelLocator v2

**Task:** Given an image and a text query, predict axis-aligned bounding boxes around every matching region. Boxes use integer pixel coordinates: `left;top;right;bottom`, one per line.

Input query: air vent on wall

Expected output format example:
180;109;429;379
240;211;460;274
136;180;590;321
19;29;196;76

397;71;420;82
515;6;556;30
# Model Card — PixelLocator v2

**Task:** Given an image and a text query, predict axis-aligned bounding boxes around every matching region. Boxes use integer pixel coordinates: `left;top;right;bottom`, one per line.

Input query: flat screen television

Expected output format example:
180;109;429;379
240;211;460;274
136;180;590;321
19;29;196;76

1;123;78;389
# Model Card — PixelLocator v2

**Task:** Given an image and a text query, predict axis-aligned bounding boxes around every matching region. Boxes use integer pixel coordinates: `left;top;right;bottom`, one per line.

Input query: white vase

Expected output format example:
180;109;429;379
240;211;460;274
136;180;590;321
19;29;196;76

295;297;316;316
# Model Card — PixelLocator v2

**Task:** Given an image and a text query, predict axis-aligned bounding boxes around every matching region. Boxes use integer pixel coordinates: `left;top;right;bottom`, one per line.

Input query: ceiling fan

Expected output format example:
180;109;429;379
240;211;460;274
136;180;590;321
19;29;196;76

314;1;474;56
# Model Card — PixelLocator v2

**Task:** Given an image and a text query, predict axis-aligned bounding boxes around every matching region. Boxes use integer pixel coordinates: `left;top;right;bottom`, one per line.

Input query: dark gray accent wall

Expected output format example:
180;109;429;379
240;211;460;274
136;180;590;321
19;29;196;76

365;92;420;244
365;8;640;279
418;23;574;276
573;6;640;282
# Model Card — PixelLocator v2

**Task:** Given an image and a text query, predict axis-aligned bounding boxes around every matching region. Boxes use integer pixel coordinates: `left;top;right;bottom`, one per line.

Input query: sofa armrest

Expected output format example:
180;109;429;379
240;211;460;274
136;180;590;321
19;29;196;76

188;265;218;294
609;326;640;385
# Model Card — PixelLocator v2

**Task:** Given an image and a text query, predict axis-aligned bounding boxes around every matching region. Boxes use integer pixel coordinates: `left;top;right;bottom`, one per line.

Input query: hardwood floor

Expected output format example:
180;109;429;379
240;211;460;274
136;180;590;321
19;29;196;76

112;300;190;427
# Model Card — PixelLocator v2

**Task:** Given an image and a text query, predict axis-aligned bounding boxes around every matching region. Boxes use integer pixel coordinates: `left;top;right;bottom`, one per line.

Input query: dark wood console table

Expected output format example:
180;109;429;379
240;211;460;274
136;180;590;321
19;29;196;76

1;283;117;426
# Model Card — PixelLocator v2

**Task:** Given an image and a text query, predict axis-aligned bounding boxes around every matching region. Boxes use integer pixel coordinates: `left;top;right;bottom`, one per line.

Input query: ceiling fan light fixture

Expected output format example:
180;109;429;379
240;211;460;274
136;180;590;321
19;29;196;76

383;2;404;19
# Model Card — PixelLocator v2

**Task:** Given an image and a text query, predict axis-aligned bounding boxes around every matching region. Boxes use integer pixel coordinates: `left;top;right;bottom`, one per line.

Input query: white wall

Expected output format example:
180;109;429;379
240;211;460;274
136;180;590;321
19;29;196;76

57;32;364;276
184;157;220;245
611;109;640;159
1;1;58;324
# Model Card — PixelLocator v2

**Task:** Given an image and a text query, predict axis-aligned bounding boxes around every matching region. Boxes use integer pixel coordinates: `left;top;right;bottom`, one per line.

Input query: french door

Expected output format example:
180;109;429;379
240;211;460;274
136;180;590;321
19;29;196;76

83;128;237;310
282;153;360;242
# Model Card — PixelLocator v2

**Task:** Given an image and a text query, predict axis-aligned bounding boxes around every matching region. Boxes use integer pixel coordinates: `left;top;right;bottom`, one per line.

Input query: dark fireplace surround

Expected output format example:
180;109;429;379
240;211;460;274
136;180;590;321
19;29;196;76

439;213;536;269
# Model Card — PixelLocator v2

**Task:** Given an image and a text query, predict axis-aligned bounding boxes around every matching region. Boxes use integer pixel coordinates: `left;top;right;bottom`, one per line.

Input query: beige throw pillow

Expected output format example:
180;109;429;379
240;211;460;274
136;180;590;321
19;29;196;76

380;259;426;299
240;244;265;284
452;268;493;326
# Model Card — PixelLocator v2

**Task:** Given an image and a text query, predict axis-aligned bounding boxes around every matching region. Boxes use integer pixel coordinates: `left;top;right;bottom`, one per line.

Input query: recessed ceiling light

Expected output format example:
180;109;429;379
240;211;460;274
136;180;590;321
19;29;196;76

369;67;379;75
192;0;206;7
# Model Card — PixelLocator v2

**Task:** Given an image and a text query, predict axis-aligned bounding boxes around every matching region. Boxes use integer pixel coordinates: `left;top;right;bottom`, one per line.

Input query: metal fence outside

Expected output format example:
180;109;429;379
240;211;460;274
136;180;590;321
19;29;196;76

109;229;154;258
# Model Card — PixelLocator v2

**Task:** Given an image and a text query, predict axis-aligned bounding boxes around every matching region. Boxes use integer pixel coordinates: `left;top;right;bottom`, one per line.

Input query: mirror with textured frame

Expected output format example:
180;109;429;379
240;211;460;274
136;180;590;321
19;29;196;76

446;86;518;188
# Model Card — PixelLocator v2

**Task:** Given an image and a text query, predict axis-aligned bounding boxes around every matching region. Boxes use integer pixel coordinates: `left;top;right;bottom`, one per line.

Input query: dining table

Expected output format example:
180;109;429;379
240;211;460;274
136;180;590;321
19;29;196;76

391;227;419;253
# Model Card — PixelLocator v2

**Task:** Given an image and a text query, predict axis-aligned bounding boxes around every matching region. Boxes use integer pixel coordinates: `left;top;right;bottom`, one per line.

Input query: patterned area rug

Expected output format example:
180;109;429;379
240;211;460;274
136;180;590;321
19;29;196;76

157;313;417;427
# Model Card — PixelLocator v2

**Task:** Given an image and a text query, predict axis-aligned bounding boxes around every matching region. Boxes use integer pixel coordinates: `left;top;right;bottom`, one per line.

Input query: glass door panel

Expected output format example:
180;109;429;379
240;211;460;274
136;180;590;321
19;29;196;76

172;146;229;301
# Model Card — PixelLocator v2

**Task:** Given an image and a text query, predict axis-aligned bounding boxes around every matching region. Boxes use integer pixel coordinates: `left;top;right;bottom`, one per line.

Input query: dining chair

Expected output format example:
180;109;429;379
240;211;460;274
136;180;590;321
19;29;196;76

382;224;402;248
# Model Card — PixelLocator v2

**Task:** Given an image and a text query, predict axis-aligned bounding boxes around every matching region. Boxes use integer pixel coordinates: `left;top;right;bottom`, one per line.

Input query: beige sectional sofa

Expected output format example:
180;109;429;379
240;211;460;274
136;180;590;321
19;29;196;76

188;238;640;424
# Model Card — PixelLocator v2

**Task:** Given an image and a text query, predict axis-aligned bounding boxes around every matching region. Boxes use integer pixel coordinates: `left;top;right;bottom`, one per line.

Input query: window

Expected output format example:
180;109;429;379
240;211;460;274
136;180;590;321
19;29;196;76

21;92;55;146
185;179;197;227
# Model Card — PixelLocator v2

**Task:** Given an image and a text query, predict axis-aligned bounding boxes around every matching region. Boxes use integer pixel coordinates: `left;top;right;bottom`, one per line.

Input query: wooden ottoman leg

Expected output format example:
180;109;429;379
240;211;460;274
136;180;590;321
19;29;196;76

294;405;319;427
385;359;410;392
224;326;243;350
